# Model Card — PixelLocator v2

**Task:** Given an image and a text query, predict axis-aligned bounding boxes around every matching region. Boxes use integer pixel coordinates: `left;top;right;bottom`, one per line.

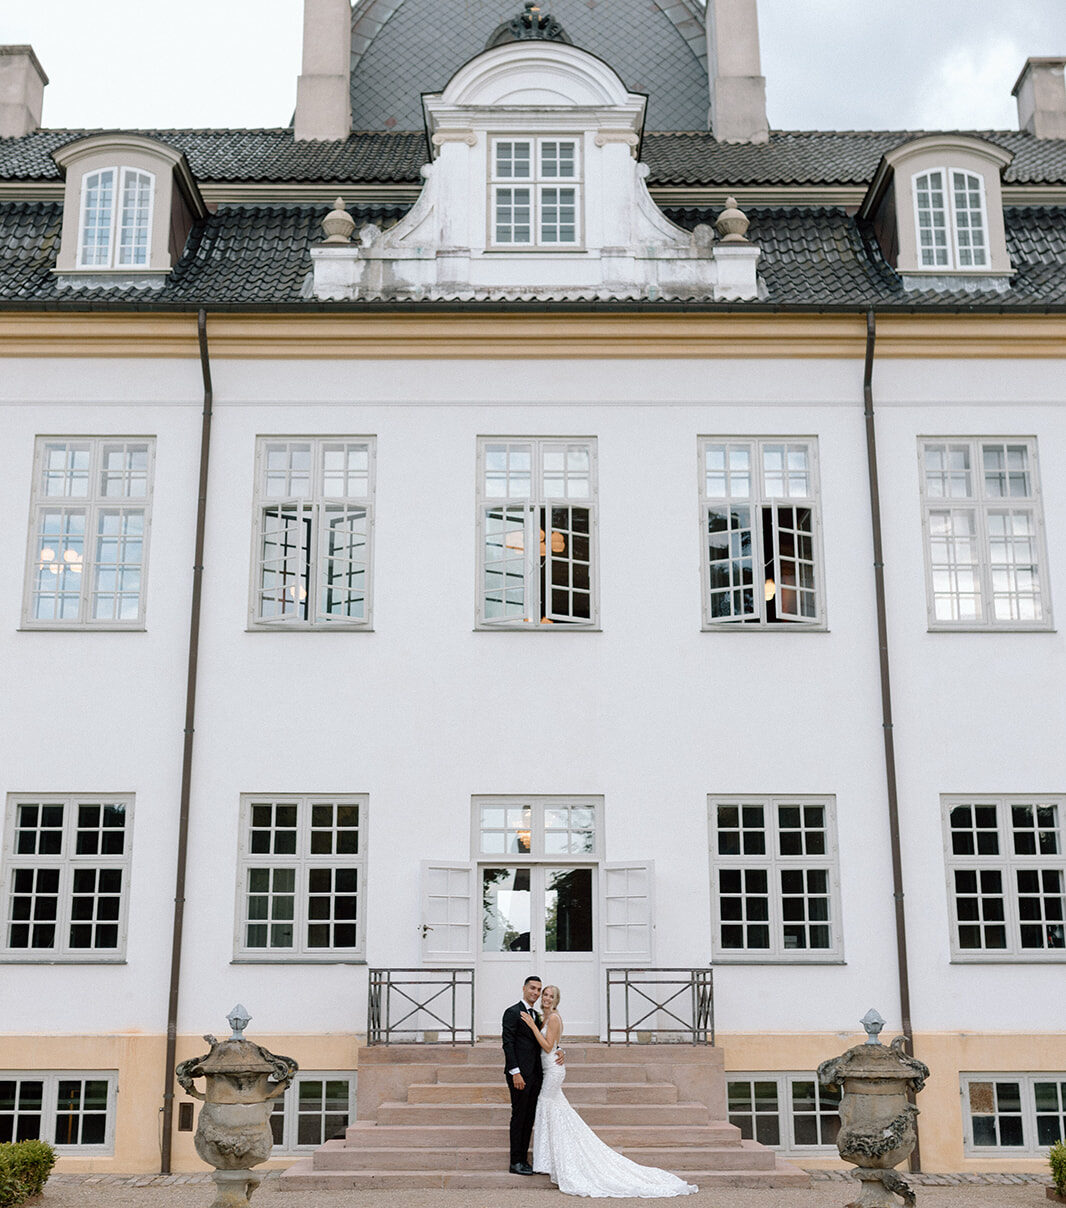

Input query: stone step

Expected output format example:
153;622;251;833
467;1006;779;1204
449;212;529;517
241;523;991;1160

342;1121;744;1148
310;1140;775;1173
437;1062;649;1084
360;1043;709;1066
406;1081;678;1105
374;1100;708;1127
280;1159;811;1191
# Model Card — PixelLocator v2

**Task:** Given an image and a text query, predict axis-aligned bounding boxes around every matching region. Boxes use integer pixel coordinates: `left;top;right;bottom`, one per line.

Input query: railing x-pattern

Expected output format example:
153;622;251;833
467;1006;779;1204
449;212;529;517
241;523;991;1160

367;968;475;1045
605;967;714;1045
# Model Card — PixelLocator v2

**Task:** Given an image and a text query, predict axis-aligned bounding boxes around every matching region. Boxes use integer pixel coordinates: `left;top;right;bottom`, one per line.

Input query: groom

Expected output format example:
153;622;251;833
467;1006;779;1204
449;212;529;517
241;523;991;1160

501;974;562;1175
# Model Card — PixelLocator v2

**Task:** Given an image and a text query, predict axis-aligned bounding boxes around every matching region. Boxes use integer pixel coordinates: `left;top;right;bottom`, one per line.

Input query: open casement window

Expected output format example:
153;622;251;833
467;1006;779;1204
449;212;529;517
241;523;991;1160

601;862;653;963
0;1073;117;1151
962;1074;1066;1155
1;795;132;961
478;438;596;628
421;862;477;961
24;438;154;628
943;796;1065;960
236;795;367;960
490;138;581;247
710;796;843;962
919;439;1050;629
700;438;823;627
78;167;154;268
252;438;374;628
913;169;989;269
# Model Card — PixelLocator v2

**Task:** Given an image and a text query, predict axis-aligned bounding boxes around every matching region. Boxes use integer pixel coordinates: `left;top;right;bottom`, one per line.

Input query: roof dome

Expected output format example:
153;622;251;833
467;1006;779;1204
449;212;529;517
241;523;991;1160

349;0;709;131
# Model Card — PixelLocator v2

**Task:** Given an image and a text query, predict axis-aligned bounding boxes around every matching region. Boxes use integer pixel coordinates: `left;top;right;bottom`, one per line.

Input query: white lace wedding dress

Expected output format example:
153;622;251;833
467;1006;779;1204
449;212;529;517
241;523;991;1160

531;1023;698;1198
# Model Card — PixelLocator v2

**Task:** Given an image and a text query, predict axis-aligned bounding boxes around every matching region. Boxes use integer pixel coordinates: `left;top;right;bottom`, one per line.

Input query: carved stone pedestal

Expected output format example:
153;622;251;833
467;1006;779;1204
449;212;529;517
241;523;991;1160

208;1169;261;1208
848;1167;915;1208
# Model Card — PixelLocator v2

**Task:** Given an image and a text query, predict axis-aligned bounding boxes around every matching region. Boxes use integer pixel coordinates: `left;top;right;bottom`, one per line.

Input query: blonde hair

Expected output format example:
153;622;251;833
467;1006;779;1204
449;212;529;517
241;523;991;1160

541;984;561;1008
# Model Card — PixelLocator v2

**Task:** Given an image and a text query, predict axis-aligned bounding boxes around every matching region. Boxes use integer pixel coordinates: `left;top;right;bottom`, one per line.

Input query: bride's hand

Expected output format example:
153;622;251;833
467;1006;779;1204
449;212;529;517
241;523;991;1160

520;1011;536;1028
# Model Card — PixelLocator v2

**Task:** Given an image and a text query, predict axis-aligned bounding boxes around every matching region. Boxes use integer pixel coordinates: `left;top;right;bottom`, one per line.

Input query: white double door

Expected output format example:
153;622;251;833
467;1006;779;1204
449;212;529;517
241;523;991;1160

421;860;654;1039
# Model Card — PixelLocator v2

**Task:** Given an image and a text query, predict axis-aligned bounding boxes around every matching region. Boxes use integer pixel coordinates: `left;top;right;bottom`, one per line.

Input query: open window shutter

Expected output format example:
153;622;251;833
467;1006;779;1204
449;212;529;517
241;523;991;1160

420;861;475;962
771;506;817;622
601;862;654;964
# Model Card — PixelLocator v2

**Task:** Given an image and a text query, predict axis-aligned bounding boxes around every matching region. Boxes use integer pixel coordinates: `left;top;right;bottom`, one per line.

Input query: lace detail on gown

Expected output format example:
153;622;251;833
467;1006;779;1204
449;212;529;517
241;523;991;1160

531;1023;698;1198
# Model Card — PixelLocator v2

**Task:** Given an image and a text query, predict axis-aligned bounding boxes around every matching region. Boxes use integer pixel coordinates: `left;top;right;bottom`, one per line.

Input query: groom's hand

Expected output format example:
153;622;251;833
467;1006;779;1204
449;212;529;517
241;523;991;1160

555;1050;565;1066
513;1072;527;1090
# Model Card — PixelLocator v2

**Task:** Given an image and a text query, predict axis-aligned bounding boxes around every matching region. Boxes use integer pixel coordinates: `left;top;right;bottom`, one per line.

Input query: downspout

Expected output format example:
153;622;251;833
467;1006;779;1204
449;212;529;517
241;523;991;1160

160;309;214;1173
862;309;920;1172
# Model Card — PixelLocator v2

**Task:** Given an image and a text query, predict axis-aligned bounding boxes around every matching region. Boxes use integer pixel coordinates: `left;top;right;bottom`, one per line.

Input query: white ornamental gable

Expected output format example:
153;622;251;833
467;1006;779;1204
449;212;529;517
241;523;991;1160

311;40;760;302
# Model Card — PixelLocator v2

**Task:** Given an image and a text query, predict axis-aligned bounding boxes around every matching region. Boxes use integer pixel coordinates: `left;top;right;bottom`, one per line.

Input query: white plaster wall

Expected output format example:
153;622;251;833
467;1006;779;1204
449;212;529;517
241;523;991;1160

1;353;1064;1041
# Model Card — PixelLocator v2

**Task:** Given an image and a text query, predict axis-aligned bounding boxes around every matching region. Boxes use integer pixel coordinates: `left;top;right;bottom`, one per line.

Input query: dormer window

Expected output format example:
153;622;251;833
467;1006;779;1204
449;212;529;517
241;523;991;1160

491;137;580;246
79;168;154;269
914;169;988;269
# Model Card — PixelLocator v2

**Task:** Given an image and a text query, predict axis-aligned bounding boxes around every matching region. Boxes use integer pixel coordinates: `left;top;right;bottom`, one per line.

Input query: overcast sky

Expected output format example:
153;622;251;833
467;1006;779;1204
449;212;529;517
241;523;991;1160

3;1;1065;133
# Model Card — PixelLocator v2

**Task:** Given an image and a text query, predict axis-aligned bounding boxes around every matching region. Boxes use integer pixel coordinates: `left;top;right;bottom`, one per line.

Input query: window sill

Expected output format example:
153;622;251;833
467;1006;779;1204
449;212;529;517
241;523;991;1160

927;625;1055;634
244;626;374;634
702;625;829;634
949;955;1066;964
711;957;845;965
18;625;146;633
231;957;367;965
0;957;127;964
475;625;602;633
482;247;588;254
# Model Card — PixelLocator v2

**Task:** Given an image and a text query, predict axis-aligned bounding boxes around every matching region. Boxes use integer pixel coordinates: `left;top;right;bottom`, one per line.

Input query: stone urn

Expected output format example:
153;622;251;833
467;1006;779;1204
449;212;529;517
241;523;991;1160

176;1005;297;1208
818;1010;929;1208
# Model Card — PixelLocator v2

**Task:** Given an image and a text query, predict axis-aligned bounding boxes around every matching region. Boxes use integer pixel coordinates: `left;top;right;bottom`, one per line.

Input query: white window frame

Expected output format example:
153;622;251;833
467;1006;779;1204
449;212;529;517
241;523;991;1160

234;793;367;962
918;437;1051;631
22;437;155;630
476;437;598;629
1;794;133;963
473;795;602;962
249;437;375;630
726;1072;842;1156
942;794;1065;962
76;167;155;269
270;1071;356;1153
698;437;826;629
709;795;844;963
911;168;990;270
489;137;583;248
961;1073;1066;1156
0;1071;118;1154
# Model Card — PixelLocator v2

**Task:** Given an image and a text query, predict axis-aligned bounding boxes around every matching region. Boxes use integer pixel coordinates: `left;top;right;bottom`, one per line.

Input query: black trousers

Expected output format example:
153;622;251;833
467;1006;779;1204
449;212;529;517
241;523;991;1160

507;1071;541;1165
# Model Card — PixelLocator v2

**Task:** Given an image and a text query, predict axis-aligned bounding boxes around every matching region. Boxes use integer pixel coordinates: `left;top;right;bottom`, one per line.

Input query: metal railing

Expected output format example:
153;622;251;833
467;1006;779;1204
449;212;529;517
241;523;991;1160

367;968;475;1045
605;968;714;1045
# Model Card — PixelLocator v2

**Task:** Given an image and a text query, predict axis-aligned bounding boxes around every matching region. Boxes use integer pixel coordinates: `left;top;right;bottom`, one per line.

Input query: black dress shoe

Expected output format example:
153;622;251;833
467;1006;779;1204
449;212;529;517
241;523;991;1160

509;1162;534;1175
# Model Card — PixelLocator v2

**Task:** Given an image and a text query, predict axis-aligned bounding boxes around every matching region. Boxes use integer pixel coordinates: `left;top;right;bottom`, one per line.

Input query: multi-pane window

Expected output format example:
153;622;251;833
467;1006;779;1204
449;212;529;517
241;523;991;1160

477;438;596;627
913;169;989;269
0;1073;116;1151
475;797;599;955
920;438;1049;628
251;438;374;628
699;438;823;627
237;795;366;959
78;167;154;268
710;796;842;960
962;1075;1066;1155
2;795;132;960
727;1075;841;1153
491;138;580;246
24;438;154;627
270;1074;356;1151
943;796;1065;959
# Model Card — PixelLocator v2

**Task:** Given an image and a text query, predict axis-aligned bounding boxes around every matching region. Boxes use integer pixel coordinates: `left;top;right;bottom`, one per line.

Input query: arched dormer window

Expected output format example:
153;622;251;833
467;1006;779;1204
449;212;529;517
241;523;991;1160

860;135;1013;292
78;167;155;268
52;134;205;290
913;168;988;270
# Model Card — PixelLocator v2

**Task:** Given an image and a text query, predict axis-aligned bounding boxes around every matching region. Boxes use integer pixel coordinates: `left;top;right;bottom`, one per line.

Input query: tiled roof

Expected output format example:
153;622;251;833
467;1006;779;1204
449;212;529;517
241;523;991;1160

348;0;708;132
4;128;1066;190
0;129;428;183
2;199;1064;309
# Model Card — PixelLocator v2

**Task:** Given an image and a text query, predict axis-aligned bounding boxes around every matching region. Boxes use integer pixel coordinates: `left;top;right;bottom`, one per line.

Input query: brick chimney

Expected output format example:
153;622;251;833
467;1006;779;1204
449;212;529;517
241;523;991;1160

0;46;48;138
705;0;768;144
1013;57;1066;139
295;0;352;142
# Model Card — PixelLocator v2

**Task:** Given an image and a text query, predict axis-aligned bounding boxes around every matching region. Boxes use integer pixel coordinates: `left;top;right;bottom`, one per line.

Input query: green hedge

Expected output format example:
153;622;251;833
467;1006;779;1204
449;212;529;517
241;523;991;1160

1051;1139;1066;1197
0;1140;56;1207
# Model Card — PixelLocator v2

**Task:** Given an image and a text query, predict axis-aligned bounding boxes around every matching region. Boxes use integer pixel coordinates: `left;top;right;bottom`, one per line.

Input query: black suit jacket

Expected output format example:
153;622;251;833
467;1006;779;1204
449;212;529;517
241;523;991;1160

502;1001;543;1082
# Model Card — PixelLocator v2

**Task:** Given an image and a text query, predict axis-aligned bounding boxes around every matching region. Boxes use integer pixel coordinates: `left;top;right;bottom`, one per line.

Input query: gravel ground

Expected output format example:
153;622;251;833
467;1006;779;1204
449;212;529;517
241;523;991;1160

35;1175;1055;1208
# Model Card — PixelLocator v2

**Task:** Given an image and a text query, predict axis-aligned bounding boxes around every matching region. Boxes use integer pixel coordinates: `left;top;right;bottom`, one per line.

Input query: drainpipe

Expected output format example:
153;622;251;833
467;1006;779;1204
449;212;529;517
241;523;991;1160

861;309;920;1172
160;309;214;1173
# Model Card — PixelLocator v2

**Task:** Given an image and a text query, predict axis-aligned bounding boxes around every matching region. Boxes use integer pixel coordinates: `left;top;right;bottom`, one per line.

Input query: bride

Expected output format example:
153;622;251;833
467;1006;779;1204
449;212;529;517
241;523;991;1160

520;986;698;1198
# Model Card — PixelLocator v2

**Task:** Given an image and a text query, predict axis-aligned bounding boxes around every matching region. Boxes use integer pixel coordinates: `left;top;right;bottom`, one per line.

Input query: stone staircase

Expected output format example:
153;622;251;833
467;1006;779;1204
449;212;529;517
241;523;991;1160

280;1043;809;1191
